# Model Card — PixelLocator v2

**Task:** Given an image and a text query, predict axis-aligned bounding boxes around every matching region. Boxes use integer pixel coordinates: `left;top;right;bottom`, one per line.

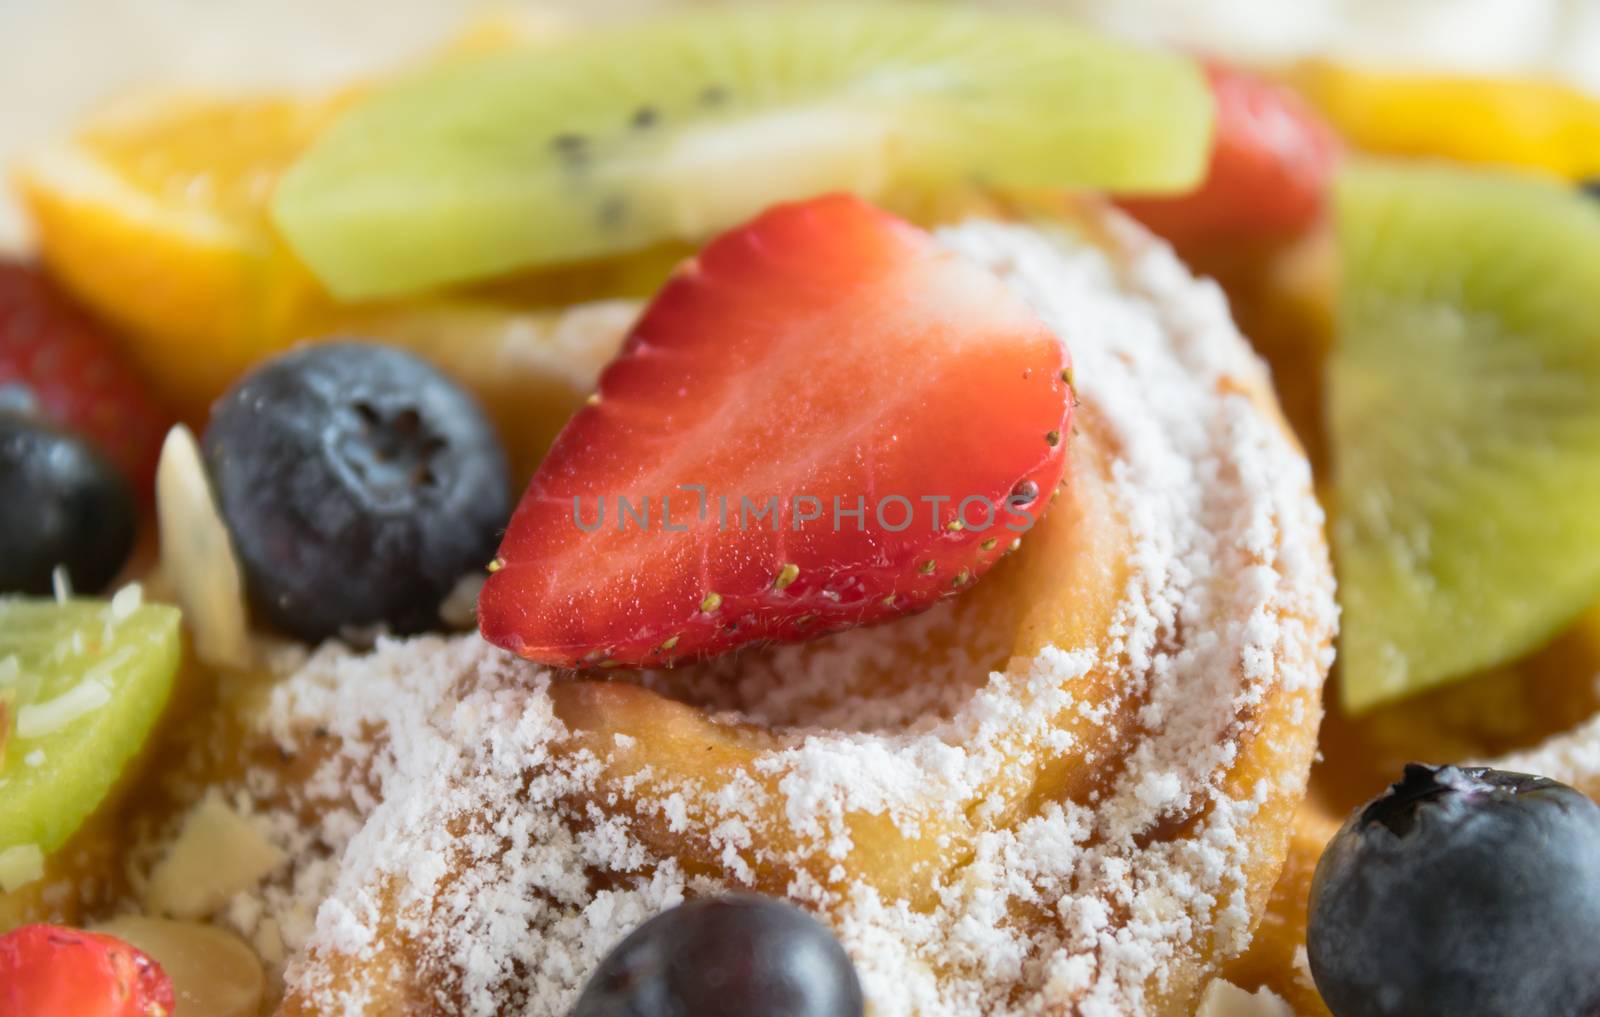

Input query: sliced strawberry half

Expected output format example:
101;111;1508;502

0;924;175;1017
0;261;171;498
480;194;1072;668
1119;62;1340;244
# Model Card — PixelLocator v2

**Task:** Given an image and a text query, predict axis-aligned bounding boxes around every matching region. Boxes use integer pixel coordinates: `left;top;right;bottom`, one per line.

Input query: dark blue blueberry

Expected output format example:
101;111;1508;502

0;414;135;595
1582;178;1600;202
203;341;509;641
572;894;864;1017
1308;763;1600;1017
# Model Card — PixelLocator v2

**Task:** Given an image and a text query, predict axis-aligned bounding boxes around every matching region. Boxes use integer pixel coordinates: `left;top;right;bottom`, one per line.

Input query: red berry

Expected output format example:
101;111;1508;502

480;194;1073;668
1119;62;1340;243
0;262;170;498
0;924;175;1017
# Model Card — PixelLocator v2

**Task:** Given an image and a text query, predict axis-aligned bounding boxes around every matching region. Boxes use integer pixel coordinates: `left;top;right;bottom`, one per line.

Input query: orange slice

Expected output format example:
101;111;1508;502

11;11;578;423
14;93;348;420
1289;60;1600;179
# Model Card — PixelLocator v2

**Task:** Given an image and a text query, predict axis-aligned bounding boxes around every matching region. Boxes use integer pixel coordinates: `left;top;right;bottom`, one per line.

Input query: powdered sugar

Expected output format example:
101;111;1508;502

215;209;1334;1016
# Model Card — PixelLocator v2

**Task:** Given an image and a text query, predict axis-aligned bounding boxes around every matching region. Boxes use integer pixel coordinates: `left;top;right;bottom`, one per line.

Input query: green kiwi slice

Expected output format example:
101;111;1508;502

272;4;1211;299
0;595;181;864
1332;161;1600;710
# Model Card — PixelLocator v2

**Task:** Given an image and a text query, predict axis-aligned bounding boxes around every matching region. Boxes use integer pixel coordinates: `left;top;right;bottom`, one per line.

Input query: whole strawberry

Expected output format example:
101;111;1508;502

0;261;169;497
0;924;175;1017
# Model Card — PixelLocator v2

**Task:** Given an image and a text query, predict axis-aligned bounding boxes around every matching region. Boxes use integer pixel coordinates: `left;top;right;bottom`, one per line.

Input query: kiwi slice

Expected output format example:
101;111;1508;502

272;4;1211;299
0;595;181;860
1331;161;1600;711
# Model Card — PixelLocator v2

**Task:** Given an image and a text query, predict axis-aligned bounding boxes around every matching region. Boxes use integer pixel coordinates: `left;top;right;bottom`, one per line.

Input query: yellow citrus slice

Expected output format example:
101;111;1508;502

13;93;348;420
1289;60;1600;179
11;12;576;423
13;79;675;478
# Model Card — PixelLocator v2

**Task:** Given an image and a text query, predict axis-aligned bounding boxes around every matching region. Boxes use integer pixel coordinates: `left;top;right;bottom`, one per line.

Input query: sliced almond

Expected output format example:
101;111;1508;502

94;916;263;1017
156;424;253;670
143;792;285;920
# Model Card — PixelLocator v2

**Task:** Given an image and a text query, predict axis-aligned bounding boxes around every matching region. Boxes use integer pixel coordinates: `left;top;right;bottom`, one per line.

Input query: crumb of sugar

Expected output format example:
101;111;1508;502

211;211;1334;1017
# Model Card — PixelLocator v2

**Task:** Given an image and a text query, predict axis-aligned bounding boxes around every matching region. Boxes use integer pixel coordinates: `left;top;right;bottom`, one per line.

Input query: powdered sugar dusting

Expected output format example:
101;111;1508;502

214;211;1333;1016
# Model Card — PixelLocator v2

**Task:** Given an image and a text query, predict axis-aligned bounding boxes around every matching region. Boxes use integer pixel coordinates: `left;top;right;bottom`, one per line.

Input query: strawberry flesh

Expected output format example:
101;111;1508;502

480;194;1072;668
0;262;170;498
1120;62;1340;243
0;924;175;1017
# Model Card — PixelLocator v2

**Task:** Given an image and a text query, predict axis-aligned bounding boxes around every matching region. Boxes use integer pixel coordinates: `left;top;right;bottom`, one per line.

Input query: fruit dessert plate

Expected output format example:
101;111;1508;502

10;6;1600;1017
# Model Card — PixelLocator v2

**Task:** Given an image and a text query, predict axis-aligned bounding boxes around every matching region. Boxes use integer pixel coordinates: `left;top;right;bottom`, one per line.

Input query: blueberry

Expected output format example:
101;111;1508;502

1583;178;1600;202
1308;763;1600;1017
0;414;135;595
203;342;509;641
572;894;864;1017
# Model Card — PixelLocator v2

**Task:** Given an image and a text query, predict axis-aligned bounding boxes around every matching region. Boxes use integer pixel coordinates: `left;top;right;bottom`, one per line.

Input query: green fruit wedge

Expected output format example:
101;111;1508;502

1331;161;1600;711
0;594;181;860
273;4;1211;299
